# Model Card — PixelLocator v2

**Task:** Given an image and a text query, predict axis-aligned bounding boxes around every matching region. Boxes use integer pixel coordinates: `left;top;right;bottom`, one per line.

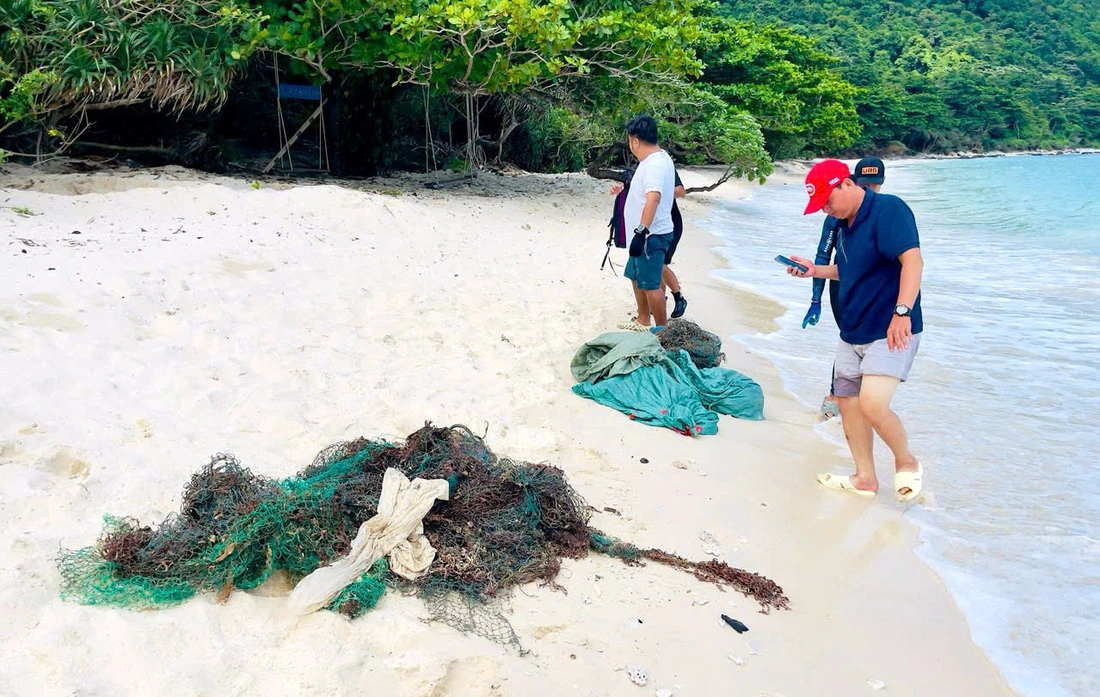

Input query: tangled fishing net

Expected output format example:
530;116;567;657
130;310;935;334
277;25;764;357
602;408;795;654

58;425;787;646
658;319;726;368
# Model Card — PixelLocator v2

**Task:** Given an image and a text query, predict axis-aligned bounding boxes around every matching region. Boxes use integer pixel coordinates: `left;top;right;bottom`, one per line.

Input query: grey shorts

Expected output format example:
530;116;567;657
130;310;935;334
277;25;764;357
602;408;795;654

832;334;921;398
625;233;672;290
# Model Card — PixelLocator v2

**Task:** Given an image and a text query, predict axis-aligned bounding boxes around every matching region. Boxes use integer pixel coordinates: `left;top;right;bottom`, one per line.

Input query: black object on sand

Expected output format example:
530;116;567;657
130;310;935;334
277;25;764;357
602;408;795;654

721;614;749;633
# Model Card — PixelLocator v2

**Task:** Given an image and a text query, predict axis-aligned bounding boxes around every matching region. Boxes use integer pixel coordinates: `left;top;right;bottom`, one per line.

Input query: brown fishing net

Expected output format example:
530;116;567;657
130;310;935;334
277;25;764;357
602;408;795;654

658;318;727;368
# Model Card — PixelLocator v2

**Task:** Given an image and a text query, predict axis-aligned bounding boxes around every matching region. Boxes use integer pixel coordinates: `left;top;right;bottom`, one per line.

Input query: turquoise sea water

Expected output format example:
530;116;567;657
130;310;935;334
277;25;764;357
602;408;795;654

706;154;1099;697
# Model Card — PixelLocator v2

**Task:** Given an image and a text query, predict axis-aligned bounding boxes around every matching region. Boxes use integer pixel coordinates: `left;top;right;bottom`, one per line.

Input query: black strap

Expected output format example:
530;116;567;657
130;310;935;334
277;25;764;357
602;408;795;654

601;239;618;275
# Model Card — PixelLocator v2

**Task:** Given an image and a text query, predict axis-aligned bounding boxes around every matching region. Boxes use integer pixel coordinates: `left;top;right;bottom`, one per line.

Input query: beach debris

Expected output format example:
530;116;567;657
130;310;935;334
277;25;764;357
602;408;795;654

640;457;649;464
699;531;722;556
656;319;726;368
59;425;790;644
728;654;744;666
867;679;886;691
602;506;622;516
656;690;673;697
582;595;593;605
745;640;761;655
627;665;648;686
692;598;709;606
721;615;749;633
593;581;602;597
672;459;689;470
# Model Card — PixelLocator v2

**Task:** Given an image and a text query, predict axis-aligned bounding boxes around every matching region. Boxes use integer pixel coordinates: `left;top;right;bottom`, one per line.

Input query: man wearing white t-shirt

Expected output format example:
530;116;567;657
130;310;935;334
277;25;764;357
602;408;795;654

621;115;676;331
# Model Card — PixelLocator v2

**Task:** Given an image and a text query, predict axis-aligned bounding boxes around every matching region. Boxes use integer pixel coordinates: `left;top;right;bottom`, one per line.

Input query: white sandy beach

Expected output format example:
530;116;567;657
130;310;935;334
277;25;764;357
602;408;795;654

0;163;1016;696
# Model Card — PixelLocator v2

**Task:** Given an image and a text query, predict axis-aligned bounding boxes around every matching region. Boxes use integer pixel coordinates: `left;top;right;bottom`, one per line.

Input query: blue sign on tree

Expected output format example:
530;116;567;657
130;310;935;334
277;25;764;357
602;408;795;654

278;84;322;101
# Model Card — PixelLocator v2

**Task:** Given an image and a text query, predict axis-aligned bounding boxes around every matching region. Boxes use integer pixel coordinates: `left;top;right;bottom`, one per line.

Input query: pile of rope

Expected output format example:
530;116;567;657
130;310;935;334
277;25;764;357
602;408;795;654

59;425;788;641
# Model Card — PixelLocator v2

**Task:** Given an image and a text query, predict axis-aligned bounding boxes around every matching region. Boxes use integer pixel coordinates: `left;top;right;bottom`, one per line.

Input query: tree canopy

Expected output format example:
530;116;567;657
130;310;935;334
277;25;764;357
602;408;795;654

695;15;860;158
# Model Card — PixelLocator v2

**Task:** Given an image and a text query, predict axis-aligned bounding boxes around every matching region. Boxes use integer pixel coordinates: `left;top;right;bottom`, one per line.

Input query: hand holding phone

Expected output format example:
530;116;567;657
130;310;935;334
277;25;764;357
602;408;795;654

775;255;809;274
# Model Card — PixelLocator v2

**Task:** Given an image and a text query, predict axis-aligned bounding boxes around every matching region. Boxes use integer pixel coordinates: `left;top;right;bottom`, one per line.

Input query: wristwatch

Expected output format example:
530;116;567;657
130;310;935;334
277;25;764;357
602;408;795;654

894;304;911;317
634;224;649;235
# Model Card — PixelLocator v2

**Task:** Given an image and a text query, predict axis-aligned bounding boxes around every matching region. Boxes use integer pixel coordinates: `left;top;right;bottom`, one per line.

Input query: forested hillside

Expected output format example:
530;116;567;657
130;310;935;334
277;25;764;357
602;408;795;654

721;0;1100;153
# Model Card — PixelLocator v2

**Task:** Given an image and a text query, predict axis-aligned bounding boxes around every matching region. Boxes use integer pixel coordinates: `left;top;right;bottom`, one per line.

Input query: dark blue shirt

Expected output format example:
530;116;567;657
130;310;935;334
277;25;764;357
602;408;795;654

834;189;922;344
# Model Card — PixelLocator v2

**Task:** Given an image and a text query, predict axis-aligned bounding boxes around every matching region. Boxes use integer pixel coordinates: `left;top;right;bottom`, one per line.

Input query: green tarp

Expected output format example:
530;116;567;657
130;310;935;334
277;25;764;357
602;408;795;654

571;331;668;383
571;331;764;435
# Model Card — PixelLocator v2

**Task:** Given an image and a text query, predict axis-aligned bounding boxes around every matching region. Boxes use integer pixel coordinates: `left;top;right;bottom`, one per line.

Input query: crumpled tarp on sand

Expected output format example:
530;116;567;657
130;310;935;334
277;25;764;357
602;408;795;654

571;331;764;434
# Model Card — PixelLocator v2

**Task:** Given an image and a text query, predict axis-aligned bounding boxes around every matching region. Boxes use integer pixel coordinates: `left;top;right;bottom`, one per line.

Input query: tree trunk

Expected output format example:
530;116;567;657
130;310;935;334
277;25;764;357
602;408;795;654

585;142;628;182
324;76;344;175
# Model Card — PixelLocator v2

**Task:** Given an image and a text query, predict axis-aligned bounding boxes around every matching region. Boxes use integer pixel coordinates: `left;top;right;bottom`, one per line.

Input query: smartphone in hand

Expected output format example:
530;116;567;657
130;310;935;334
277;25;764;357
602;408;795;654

775;255;809;273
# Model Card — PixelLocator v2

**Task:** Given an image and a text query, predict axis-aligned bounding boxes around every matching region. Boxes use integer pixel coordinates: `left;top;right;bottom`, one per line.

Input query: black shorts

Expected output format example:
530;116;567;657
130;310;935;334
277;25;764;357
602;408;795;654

664;228;682;264
665;202;683;264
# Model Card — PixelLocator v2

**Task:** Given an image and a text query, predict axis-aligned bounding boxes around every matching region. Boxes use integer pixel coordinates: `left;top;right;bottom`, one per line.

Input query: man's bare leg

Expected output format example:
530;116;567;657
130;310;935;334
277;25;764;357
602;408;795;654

858;375;920;494
837;395;877;493
633;282;651;326
644;288;667;326
662;265;680;294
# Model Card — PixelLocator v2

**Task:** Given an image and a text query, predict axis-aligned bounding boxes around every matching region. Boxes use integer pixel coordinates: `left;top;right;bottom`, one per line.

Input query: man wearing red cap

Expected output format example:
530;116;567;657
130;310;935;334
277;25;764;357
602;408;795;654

785;159;924;502
803;157;887;420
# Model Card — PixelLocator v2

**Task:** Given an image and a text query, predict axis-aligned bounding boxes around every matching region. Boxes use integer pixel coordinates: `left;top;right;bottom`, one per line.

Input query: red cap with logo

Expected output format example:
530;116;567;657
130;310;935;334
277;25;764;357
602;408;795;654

803;159;852;215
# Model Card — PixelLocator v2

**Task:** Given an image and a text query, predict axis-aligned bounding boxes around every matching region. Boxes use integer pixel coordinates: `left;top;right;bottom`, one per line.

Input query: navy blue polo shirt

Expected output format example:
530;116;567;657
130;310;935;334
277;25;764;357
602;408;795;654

834;189;923;344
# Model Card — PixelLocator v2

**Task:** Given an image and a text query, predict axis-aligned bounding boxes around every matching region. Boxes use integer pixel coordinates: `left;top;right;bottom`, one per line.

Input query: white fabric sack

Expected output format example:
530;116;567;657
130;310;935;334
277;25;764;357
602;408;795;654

287;467;449;615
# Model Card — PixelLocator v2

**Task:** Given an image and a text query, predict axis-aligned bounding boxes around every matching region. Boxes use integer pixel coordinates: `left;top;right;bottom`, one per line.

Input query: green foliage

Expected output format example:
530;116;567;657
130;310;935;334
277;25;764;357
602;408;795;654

658;86;774;181
243;0;703;95
0;0;261;119
696;16;860;158
0;68;58;124
239;1;712;175
376;0;704;94
505;105;599;173
503;76;773;179
718;0;1100;152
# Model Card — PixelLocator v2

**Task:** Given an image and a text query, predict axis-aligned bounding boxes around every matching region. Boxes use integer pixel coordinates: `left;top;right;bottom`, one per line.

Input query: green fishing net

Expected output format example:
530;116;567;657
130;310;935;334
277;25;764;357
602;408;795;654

58;425;787;644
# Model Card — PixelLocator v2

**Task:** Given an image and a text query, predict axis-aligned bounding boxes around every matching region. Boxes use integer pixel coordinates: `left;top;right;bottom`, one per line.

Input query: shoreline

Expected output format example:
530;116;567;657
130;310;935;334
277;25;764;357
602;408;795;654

782;147;1100;169
0;164;1016;696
